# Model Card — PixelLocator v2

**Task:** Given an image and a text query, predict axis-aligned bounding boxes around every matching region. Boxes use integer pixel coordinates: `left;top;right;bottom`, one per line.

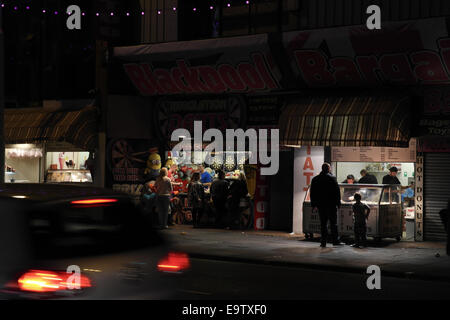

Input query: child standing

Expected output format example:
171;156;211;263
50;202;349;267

352;193;371;248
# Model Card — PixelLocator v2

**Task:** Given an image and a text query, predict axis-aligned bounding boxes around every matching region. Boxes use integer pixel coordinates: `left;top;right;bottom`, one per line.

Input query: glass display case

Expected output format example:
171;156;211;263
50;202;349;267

46;170;93;184
303;184;403;242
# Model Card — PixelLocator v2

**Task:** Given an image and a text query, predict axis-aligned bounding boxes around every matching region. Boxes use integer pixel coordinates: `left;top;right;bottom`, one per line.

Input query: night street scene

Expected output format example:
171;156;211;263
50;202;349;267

0;0;450;313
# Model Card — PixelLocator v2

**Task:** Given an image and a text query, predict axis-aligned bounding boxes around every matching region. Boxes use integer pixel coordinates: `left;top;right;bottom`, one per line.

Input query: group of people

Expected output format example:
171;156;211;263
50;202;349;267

147;165;249;230
311;163;401;249
342;167;402;186
188;169;249;229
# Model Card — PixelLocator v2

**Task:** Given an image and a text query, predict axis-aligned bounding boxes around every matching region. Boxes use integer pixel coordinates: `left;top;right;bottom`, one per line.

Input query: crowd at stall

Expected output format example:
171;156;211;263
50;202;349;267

139;155;253;230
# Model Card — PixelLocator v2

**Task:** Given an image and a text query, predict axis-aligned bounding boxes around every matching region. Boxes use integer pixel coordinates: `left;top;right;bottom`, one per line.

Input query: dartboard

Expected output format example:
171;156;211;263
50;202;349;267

111;140;134;169
109;139;147;169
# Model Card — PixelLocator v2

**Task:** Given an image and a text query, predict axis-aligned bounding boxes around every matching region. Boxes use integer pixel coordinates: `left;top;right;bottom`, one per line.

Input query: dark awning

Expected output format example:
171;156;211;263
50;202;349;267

5;106;99;151
279;95;412;148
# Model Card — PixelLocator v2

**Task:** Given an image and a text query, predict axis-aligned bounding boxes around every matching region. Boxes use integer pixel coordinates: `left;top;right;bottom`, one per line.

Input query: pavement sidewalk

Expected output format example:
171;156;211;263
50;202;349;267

165;225;450;283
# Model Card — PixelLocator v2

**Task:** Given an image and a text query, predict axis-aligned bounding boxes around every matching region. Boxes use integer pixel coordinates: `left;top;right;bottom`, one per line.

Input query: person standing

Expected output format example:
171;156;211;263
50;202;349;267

188;172;205;228
84;153;96;183
359;169;378;184
439;199;450;256
155;168;173;230
342;175;358;202
210;170;230;228
228;172;249;229
199;165;213;187
342;175;356;184
382;167;401;185
310;163;343;248
351;193;371;248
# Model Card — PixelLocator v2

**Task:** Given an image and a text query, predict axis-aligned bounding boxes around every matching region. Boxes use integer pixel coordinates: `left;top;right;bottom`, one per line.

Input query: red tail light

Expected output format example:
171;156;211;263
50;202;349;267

17;270;92;293
71;199;118;205
157;253;191;273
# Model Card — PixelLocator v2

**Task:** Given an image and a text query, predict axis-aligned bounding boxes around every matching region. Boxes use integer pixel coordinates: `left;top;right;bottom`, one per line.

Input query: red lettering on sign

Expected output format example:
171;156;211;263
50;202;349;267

238;63;265;90
141;63;165;94
154;69;181;94
354;56;381;85
198;66;227;93
177;60;210;93
330;57;363;85
218;64;246;91
303;157;314;171
410;51;449;83
253;53;279;90
171;68;192;93
303;172;314;191
123;64;157;95
379;54;417;85
294;50;335;86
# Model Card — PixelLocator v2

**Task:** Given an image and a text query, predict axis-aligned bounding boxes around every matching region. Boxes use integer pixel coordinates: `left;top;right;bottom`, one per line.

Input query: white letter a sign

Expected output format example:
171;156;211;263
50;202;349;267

66;5;81;30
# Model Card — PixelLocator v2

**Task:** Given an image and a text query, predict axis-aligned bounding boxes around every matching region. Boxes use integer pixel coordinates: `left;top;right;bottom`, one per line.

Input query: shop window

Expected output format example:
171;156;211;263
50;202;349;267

5;144;43;184
45;152;93;184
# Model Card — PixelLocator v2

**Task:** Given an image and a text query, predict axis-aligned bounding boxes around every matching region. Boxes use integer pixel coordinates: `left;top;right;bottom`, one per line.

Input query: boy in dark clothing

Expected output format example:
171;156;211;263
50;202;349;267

352;193;371;248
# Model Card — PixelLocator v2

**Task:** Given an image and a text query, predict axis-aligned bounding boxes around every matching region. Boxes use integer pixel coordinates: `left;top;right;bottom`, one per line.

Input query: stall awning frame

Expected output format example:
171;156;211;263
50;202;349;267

4;106;99;151
279;95;412;148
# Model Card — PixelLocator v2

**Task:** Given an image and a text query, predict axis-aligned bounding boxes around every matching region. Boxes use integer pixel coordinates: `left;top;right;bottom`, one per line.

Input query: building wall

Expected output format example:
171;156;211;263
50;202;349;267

301;0;450;30
220;0;450;37
140;0;178;43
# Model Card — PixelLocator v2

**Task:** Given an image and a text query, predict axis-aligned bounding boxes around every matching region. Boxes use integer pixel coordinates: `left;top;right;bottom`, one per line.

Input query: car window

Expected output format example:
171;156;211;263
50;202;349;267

27;201;162;259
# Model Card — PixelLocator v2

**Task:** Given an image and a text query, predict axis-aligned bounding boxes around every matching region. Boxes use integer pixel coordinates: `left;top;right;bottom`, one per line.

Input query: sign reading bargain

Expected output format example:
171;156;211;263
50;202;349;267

284;18;450;87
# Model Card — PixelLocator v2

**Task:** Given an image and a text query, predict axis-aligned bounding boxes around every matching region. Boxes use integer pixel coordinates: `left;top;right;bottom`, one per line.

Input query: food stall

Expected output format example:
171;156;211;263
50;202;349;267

45;151;93;184
303;184;403;242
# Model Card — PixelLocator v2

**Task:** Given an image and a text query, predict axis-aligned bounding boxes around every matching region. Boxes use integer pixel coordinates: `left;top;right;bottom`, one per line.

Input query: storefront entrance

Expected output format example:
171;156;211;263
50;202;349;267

334;161;416;241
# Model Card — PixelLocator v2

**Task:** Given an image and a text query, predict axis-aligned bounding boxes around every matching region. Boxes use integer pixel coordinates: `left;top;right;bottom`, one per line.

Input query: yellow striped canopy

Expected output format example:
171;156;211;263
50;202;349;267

4;106;99;151
280;95;412;148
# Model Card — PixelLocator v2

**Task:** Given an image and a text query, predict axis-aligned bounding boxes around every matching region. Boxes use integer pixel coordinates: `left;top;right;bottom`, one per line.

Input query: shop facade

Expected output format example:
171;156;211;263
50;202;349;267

110;17;450;240
4;106;98;185
106;92;291;230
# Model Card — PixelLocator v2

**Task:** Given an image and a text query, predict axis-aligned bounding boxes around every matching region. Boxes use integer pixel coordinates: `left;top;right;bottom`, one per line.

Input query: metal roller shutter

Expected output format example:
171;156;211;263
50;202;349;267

424;153;450;241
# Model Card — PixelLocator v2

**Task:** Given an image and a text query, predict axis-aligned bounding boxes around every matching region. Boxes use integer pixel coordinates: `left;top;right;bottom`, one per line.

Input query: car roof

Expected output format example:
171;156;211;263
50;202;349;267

0;184;127;203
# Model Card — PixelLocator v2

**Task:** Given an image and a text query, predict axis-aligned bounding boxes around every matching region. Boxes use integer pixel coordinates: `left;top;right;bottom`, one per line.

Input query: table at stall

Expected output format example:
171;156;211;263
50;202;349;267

303;184;403;242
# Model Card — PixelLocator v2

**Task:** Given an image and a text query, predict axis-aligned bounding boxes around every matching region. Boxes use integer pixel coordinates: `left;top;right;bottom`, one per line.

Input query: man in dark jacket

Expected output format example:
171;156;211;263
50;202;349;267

211;170;230;228
310;163;343;248
359;169;378;184
439;199;450;256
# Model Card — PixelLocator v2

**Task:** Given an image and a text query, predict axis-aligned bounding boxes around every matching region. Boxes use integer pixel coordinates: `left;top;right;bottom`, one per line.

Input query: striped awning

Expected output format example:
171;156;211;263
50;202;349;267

5;106;99;151
280;96;412;147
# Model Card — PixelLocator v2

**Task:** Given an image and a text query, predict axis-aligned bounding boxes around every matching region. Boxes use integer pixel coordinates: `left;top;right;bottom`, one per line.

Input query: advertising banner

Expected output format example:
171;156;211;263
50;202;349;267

112;17;450;93
293;146;324;235
112;34;282;96
282;18;449;88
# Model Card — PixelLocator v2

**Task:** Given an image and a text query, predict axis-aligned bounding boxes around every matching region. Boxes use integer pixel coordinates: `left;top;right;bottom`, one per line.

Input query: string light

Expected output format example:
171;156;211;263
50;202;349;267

0;1;252;15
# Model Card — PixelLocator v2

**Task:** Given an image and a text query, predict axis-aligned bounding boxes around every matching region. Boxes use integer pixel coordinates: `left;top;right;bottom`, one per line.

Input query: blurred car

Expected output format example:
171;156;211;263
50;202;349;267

0;184;190;300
